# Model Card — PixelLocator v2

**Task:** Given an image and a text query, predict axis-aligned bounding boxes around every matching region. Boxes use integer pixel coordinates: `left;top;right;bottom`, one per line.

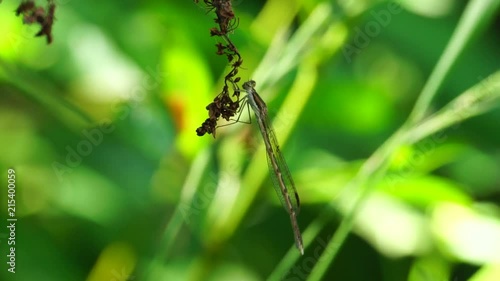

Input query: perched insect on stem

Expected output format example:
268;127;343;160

242;80;304;255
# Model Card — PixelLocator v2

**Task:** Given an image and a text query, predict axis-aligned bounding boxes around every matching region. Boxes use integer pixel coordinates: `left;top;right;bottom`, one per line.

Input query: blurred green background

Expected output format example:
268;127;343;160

0;0;499;280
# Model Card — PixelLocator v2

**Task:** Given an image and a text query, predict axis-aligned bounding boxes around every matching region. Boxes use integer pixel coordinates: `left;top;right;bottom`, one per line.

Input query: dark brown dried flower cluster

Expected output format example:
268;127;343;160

196;85;241;136
15;0;56;44
194;0;245;137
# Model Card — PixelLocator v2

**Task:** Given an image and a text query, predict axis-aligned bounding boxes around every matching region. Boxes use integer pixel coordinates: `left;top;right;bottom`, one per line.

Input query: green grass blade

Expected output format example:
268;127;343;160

406;71;500;144
306;1;500;280
407;0;500;126
142;148;211;281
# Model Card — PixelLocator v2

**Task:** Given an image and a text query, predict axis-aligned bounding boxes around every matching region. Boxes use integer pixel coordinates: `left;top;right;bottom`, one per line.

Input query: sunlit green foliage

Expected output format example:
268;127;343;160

0;0;499;281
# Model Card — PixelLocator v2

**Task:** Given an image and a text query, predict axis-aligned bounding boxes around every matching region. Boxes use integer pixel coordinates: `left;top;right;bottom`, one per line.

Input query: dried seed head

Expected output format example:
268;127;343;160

16;1;35;16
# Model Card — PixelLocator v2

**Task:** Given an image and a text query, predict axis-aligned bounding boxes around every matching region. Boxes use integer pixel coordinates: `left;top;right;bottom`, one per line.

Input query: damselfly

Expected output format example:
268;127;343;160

242;80;304;255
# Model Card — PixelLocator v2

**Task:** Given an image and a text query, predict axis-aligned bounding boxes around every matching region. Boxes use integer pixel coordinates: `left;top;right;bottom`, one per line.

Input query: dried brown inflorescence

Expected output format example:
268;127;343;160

195;0;245;137
15;0;56;44
196;86;241;137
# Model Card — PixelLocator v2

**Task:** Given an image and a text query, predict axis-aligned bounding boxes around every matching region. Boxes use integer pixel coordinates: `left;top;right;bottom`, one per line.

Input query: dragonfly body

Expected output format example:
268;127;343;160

242;80;304;255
